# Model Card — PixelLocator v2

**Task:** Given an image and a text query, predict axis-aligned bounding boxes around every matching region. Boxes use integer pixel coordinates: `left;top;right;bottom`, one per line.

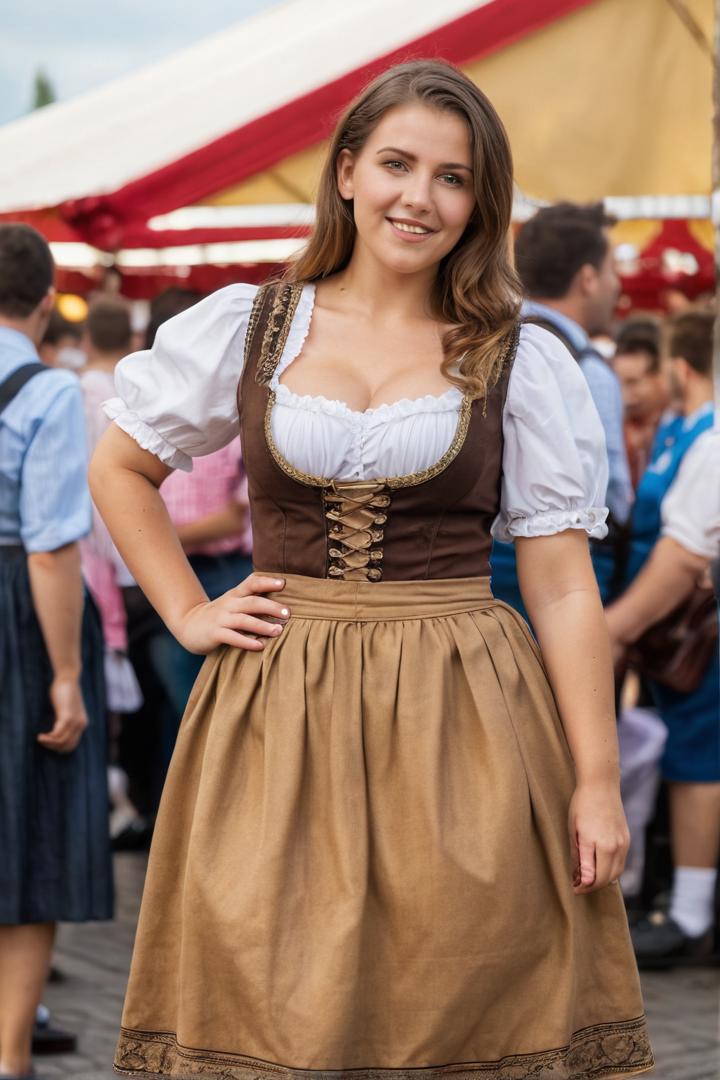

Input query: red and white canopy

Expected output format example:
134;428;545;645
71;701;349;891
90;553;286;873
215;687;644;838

0;0;712;305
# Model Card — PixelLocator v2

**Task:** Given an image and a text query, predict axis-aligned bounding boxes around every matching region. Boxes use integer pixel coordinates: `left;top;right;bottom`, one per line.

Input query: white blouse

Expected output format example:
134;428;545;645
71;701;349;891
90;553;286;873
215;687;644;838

104;283;609;543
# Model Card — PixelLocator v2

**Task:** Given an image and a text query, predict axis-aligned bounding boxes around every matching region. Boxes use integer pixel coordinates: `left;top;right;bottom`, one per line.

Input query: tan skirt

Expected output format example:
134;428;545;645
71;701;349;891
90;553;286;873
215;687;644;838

115;574;653;1080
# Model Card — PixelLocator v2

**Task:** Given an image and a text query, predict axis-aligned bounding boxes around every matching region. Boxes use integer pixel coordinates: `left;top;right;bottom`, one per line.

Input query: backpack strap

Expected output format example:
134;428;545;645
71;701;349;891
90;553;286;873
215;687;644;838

521;315;583;361
522;315;609;367
0;362;48;416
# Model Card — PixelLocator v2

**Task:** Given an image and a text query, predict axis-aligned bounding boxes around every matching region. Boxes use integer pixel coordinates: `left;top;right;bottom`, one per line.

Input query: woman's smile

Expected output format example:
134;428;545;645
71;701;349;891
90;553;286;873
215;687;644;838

386;216;437;241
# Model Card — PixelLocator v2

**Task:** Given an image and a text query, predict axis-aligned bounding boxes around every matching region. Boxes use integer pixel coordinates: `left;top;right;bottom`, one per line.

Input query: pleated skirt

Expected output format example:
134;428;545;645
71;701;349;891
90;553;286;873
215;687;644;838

0;545;113;924
115;574;652;1080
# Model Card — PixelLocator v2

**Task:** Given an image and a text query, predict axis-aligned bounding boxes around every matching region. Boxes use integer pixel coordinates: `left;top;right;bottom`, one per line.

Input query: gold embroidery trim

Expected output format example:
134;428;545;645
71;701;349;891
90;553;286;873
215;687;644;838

114;1015;653;1079
264;390;474;492
255;282;305;387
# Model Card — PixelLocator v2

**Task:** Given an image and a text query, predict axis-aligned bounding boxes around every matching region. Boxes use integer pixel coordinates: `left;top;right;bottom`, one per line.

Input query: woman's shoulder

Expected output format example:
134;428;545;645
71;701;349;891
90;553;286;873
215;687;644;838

507;321;589;410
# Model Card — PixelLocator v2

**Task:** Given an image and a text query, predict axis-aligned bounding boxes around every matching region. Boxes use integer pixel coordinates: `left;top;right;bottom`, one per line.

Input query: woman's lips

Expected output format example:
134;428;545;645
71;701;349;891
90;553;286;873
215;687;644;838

386;218;437;242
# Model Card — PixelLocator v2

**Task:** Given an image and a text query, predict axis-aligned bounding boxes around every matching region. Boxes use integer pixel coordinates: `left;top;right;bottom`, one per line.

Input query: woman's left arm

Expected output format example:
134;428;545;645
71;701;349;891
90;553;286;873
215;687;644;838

516;529;629;895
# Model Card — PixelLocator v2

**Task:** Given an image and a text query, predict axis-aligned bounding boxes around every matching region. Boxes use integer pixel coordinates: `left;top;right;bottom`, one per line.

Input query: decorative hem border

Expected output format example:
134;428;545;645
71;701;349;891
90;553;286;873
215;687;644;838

114;1016;653;1080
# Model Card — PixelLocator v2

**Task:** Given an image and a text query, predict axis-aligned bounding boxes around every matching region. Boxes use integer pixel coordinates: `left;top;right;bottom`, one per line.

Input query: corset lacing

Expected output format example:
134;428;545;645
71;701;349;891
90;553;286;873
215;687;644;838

323;481;392;582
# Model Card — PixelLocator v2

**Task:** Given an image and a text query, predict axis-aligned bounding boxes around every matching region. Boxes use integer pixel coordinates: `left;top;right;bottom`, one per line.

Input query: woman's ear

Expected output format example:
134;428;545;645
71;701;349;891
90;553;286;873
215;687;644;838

336;149;355;199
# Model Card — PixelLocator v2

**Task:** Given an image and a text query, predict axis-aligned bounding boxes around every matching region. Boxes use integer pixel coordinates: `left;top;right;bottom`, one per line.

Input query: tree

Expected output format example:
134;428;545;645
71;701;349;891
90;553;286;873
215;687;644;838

31;69;56;111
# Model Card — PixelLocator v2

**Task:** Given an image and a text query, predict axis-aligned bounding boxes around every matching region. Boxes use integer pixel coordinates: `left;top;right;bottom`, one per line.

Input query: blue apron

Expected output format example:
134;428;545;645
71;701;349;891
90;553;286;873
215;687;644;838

626;403;719;782
491;535;617;625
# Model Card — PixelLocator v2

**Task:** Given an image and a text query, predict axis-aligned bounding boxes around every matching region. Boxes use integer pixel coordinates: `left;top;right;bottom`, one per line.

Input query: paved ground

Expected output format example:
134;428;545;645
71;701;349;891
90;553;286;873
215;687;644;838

39;852;720;1080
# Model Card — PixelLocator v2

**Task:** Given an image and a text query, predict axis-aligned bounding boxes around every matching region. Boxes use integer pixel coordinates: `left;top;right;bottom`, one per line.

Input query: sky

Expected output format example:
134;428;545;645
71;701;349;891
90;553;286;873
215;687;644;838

0;0;283;126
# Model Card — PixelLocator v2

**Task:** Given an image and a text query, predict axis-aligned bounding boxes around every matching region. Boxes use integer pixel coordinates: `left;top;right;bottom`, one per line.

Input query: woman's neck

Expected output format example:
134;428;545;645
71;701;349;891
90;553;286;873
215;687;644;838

329;246;437;321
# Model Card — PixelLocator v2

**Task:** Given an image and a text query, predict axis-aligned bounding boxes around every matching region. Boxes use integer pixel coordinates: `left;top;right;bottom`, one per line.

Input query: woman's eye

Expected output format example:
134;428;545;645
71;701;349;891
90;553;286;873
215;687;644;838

439;173;463;186
382;160;406;171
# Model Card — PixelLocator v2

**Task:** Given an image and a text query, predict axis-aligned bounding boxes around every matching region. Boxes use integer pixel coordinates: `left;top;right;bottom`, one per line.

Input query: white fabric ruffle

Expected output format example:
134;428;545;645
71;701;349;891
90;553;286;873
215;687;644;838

106;283;610;540
273;380;463;419
493;506;609;543
103;398;191;471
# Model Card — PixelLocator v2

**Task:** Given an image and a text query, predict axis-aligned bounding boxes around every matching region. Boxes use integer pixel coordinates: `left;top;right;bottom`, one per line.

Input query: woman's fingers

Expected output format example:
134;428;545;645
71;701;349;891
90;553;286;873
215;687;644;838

231;574;286;598
227;595;290;620
37;721;83;753
216;628;269;651
592;845;615;891
573;837;596;893
573;837;628;893
227;614;286;637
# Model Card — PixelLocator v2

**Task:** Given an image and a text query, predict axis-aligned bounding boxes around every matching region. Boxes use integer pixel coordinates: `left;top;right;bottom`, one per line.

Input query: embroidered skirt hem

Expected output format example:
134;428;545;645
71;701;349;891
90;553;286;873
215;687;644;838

116;574;651;1079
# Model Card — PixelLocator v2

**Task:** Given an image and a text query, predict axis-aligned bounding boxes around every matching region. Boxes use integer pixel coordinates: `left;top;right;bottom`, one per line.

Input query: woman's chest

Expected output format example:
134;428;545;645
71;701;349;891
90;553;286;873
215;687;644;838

269;385;464;482
281;307;453;413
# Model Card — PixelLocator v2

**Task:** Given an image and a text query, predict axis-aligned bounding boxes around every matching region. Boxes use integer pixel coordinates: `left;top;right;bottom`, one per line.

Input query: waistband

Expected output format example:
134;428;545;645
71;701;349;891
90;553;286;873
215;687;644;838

257;571;496;621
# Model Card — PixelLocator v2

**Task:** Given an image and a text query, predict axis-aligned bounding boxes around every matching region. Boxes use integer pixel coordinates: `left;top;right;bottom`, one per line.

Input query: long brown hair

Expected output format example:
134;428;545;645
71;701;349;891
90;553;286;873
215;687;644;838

285;60;521;399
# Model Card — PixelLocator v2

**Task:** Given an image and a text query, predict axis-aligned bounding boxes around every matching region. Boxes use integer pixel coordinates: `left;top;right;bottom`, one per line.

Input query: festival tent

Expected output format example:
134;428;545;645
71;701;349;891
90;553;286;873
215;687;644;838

0;0;713;303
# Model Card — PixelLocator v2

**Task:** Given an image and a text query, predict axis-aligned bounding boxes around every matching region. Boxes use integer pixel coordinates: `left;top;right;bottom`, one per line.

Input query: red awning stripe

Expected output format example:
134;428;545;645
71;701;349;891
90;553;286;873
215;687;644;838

62;0;594;248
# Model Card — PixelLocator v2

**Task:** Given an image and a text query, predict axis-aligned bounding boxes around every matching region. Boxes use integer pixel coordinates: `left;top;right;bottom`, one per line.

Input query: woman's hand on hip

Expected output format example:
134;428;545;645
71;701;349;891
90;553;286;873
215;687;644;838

569;781;630;894
174;573;290;655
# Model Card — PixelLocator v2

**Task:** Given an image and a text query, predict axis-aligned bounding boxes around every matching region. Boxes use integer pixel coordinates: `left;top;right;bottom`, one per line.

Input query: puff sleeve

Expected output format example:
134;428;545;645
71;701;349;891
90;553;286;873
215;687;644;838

103;283;258;471
492;324;609;542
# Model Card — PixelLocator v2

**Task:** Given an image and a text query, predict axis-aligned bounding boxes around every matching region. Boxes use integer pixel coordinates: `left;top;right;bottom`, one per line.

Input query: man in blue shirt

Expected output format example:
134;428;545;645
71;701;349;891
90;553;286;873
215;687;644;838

0;223;112;1078
492;203;633;614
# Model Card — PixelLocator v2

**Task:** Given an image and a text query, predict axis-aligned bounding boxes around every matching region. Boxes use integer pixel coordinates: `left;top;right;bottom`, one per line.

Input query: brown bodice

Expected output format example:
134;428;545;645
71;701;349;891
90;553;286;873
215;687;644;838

238;283;519;581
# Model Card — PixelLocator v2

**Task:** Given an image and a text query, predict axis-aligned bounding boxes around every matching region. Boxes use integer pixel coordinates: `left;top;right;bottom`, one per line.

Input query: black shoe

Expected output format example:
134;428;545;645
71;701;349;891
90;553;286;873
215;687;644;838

31;1020;77;1055
631;910;714;969
111;816;153;852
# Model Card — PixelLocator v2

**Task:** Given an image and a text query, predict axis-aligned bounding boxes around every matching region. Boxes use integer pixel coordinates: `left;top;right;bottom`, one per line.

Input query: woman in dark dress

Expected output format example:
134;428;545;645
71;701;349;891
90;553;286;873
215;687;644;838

0;224;113;1080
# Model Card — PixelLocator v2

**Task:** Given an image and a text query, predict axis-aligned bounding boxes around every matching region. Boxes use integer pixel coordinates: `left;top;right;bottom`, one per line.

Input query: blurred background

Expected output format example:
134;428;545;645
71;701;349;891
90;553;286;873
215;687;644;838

0;0;714;319
0;2;717;1078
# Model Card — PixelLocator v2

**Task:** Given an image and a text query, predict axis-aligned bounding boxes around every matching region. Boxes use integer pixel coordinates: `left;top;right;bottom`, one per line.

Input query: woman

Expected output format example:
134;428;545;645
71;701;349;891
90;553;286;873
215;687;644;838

92;62;652;1080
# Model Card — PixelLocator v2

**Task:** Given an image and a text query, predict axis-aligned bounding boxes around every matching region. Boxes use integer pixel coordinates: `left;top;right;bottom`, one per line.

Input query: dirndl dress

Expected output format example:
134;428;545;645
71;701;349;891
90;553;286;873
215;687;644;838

114;284;653;1080
0;545;114;924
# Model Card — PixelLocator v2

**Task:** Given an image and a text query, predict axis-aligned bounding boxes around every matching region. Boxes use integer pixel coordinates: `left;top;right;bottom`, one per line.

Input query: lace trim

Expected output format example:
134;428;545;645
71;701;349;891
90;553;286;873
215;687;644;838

273;381;464;421
103;400;192;472
492;506;609;543
114;1016;653;1079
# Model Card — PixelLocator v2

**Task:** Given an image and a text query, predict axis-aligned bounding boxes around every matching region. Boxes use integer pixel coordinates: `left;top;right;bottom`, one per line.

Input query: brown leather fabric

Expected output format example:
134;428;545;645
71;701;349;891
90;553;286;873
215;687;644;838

239;283;519;582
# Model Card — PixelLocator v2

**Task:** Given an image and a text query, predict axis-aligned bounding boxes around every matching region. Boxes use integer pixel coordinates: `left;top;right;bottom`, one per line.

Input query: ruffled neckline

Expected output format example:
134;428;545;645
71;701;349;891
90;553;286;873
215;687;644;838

272;283;464;422
273;381;464;422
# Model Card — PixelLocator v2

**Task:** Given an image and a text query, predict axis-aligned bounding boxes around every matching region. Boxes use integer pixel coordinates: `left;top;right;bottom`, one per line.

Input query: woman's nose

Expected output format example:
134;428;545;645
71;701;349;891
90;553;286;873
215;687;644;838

400;174;433;212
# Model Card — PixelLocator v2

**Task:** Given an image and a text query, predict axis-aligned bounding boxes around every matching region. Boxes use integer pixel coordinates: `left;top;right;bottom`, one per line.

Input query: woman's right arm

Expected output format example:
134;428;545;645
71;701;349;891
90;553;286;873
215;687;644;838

89;424;289;654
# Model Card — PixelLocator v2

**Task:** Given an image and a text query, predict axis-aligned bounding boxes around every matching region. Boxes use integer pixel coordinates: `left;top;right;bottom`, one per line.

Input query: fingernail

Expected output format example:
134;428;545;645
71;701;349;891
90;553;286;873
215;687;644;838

275;579;285;586
280;608;289;617
273;625;283;634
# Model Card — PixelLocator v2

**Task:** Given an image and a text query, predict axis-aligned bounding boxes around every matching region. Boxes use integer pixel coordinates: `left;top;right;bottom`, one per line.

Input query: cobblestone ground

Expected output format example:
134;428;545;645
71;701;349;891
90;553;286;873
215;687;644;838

39;853;720;1080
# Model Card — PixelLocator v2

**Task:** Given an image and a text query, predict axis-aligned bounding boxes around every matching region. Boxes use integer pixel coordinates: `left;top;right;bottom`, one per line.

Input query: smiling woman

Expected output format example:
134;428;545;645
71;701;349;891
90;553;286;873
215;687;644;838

92;59;653;1080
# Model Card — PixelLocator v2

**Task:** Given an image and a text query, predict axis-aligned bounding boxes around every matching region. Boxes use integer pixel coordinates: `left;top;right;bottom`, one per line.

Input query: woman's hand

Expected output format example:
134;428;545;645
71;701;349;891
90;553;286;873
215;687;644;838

174;573;290;655
604;605;630;667
569;781;630;894
38;675;89;754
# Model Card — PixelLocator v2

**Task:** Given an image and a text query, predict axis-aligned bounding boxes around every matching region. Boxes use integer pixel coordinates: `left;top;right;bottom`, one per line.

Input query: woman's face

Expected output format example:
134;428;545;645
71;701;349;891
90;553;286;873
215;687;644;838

337;102;477;277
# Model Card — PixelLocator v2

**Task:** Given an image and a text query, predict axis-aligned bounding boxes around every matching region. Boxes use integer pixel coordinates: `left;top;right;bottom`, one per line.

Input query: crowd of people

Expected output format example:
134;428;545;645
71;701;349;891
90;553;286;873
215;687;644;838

487;202;720;971
0;182;717;1076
